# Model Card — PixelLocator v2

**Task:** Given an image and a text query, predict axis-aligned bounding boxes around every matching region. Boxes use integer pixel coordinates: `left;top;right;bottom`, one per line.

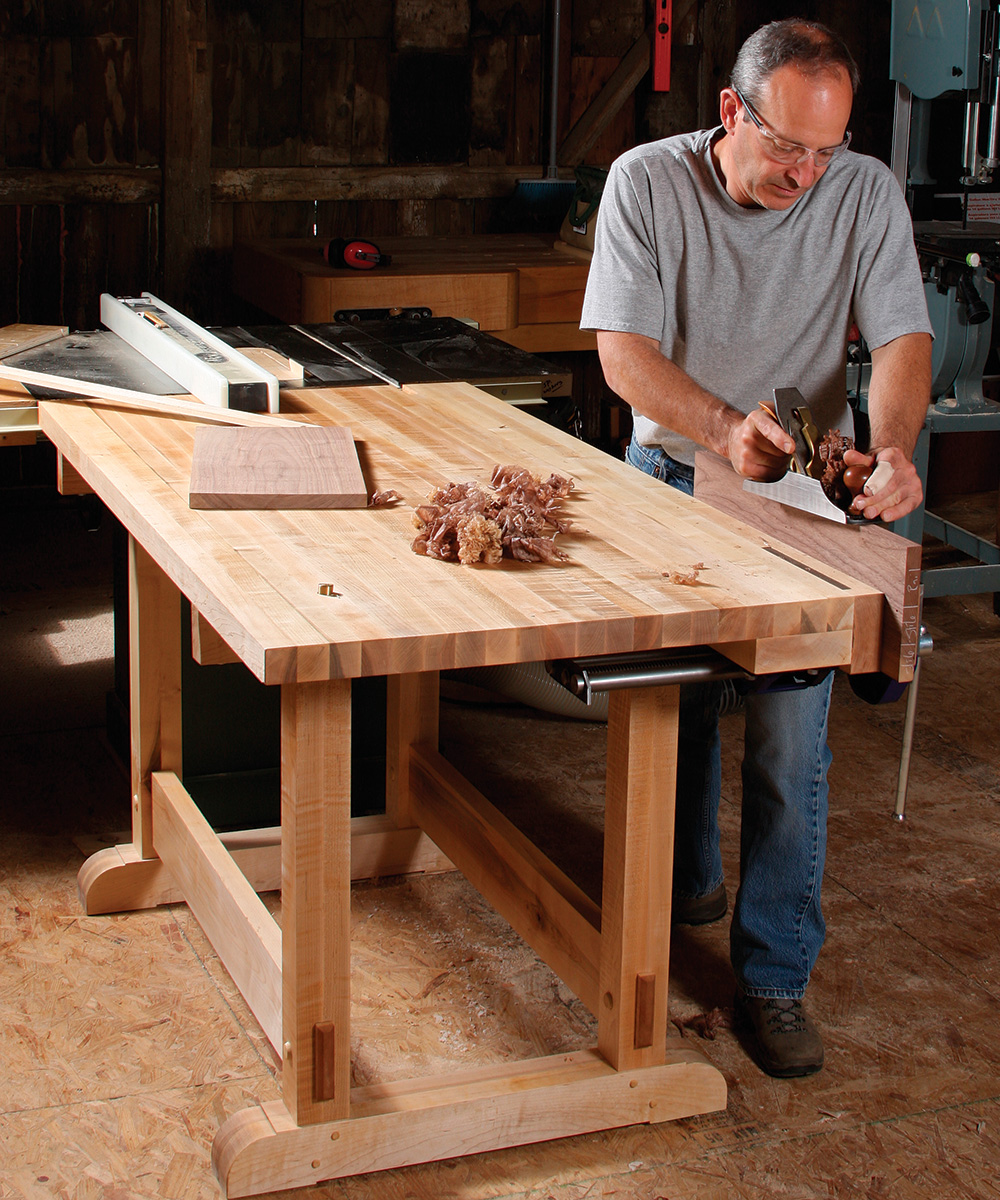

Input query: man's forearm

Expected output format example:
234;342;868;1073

596;330;739;457
596;329;794;479
846;331;932;522
866;332;932;459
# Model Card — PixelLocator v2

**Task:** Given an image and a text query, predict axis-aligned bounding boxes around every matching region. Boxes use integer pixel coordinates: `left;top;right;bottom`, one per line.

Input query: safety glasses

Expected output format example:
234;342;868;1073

734;87;851;167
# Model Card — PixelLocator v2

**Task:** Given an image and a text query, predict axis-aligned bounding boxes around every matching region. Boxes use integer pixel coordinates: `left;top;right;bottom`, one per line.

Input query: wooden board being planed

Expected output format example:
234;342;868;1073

188;424;368;510
693;450;921;682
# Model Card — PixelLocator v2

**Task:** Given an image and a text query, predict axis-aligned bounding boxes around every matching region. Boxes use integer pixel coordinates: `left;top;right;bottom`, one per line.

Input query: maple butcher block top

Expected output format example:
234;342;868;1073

38;381;885;687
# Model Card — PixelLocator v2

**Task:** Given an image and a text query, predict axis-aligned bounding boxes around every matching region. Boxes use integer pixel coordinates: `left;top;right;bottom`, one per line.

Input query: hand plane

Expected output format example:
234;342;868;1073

771;387;822;477
744;386;862;524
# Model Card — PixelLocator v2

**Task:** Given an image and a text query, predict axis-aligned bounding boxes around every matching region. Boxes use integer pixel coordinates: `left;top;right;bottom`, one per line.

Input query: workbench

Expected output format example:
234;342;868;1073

38;380;897;1196
232;234;595;354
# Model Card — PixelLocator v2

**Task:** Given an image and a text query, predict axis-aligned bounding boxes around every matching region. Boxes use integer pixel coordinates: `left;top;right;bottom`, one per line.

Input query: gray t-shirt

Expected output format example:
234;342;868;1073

580;128;933;466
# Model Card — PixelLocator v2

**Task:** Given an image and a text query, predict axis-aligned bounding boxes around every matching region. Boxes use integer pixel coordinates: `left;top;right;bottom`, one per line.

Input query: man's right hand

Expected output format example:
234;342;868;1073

595;330;796;477
727;408;796;480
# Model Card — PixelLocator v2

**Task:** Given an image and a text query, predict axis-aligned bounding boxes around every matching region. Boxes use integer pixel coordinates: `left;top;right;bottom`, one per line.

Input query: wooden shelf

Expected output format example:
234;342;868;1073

232;235;596;354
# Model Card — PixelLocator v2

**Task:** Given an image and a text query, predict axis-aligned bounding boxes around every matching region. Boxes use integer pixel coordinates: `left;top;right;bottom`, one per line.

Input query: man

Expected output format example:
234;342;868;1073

580;19;932;1078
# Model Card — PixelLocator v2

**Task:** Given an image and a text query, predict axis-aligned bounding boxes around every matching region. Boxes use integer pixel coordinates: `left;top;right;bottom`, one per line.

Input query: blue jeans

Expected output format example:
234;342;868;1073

626;439;832;999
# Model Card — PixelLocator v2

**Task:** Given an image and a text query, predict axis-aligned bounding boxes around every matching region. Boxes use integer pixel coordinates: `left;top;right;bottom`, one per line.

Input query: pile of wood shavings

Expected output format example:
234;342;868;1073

411;464;575;565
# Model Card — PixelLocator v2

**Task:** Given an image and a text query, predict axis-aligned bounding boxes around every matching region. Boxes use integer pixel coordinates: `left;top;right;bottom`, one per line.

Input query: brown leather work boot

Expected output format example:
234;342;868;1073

672;881;728;926
735;993;824;1078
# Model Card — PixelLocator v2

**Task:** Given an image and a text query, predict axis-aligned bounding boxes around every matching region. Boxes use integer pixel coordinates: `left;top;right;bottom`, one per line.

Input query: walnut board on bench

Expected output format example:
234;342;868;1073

188;424;367;509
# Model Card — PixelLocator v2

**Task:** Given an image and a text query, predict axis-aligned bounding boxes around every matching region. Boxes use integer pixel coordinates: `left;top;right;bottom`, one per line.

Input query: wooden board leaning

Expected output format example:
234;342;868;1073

693;450;922;682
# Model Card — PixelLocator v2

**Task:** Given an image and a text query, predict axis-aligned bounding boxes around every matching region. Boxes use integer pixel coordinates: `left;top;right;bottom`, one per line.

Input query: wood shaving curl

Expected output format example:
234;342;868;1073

369;489;402;506
411;463;575;565
670;1006;732;1041
664;562;705;585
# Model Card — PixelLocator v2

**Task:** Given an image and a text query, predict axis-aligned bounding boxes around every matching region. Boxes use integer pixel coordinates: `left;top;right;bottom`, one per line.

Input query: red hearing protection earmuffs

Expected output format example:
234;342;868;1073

323;238;392;270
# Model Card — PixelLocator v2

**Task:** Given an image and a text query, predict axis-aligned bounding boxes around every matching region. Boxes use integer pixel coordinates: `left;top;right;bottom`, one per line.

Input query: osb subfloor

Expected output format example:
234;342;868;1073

2;485;1000;1200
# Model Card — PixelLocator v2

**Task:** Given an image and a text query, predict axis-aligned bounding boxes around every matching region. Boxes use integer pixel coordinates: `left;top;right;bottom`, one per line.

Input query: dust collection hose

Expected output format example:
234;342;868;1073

957;271;991;325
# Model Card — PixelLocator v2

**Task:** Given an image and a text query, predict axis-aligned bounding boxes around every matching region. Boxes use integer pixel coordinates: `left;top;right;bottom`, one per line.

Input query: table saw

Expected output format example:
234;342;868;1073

0;304;573;437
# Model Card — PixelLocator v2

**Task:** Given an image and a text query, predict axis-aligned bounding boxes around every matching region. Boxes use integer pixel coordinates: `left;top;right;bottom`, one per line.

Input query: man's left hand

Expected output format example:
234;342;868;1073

845;446;923;522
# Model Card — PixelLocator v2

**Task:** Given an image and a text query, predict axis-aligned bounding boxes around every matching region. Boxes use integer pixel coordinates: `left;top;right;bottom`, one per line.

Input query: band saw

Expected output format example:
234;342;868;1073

849;0;1000;601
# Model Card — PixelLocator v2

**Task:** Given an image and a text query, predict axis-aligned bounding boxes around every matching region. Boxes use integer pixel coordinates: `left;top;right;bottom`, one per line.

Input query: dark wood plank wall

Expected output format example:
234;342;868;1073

1;0;892;331
0;0;163;331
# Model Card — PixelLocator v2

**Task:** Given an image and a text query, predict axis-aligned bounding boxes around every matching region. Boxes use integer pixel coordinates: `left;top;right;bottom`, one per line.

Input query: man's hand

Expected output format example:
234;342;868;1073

727;408;796;481
596;331;798;472
845;445;923;522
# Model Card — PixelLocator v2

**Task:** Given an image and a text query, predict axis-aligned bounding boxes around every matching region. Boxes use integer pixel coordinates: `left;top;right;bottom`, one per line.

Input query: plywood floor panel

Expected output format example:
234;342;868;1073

3;489;1000;1198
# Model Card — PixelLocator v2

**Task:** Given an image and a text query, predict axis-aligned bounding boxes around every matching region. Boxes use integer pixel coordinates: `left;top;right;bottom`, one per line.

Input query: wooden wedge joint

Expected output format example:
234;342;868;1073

313;1022;338;1102
634;973;656;1049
